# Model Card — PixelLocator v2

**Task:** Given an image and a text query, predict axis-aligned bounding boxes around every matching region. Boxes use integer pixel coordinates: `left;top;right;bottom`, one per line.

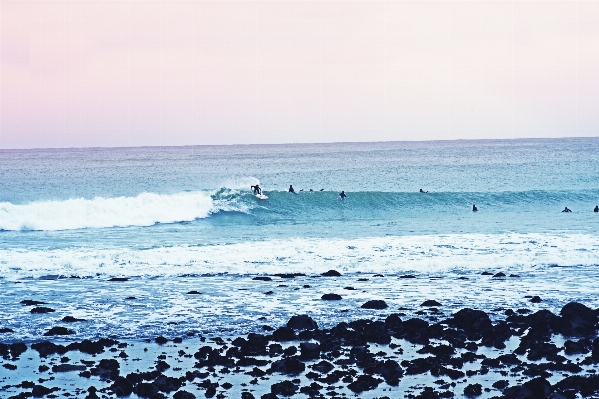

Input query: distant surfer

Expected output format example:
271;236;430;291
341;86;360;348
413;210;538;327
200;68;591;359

339;191;347;200
289;185;295;193
420;189;428;193
472;204;478;212
251;184;262;195
594;205;598;213
562;207;572;213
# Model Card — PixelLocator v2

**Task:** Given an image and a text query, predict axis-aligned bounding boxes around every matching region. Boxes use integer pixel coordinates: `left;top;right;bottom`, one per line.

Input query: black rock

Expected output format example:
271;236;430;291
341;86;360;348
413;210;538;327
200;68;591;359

400;275;416;278
3;363;17;370
347;374;382;393
108;277;129;282
156;360;170;372
44;326;75;336
492;380;509;389
559;302;599;336
481;271;493;275
299;342;320;360
110;376;133;397
274;273;305;278
155;336;168;344
311;360;334;374
32;384;55;397
287;315;318;330
20;300;45;306
271;380;298;396
174;391;196;399
0;327;14;333
463;383;482;397
240;392;255;399
187;291;201;294
90;358;120;381
154;375;183;392
361;300;388;309
31;307;55;314
344;286;356;290
446;308;492;334
530;296;542;303
270;356;305;375
62;316;86;322
253;276;272;281
421;300;442;307
10;342;27;358
273;327;296;342
321;270;341;277
135;382;159;397
493;272;506;278
321;293;342;300
52;364;87;372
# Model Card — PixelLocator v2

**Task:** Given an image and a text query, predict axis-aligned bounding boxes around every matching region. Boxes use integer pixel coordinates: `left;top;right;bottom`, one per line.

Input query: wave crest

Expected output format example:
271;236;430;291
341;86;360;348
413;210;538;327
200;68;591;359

0;191;218;231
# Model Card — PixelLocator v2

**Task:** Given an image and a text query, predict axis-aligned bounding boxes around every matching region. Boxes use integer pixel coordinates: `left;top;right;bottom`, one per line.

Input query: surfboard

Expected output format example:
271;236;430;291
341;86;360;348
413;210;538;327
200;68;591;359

255;194;268;200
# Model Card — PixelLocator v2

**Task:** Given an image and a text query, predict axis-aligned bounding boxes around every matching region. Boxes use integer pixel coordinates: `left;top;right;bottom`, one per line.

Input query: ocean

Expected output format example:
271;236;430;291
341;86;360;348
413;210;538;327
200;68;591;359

1;137;599;341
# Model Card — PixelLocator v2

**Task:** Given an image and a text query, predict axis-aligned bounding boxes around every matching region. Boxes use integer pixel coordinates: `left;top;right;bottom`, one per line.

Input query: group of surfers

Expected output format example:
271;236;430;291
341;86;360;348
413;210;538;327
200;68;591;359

253;184;598;211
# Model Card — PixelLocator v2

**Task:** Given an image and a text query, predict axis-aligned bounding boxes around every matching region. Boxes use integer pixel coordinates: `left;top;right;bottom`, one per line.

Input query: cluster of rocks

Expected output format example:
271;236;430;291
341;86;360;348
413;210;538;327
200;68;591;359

2;300;598;399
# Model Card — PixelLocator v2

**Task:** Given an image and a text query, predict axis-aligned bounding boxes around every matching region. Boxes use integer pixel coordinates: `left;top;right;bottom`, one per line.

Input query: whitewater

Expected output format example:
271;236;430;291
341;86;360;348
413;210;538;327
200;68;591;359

0;138;598;340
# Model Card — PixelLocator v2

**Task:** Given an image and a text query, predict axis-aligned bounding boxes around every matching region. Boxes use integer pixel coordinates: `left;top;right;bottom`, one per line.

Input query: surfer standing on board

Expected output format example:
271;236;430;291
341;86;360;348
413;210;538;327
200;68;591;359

339;191;347;200
251;184;262;195
472;204;478;212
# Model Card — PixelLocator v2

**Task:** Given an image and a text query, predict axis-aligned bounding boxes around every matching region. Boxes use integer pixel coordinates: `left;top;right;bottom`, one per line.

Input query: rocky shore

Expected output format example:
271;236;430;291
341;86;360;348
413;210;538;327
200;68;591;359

1;271;599;399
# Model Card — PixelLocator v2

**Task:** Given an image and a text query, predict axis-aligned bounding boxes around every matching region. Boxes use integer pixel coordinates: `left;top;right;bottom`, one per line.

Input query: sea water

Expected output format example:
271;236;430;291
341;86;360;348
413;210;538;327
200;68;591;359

1;138;598;340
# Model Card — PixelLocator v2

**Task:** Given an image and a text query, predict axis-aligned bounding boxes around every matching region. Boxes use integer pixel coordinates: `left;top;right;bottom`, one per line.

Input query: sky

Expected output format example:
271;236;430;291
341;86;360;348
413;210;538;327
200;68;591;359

1;1;598;149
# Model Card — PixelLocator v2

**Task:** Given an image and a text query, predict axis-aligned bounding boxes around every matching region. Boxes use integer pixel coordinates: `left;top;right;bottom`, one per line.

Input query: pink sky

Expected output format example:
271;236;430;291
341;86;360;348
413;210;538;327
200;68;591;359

1;1;598;149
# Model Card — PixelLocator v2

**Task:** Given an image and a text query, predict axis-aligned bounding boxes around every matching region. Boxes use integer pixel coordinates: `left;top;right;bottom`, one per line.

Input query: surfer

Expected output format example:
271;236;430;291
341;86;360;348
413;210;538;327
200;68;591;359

339;191;347;200
594;205;598;213
251;184;262;195
419;189;428;193
472;204;478;212
562;207;572;213
289;185;295;193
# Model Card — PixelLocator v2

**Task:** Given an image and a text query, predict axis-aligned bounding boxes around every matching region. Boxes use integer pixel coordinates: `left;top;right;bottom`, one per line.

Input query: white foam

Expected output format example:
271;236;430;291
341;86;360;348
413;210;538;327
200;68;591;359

1;233;597;278
0;191;216;231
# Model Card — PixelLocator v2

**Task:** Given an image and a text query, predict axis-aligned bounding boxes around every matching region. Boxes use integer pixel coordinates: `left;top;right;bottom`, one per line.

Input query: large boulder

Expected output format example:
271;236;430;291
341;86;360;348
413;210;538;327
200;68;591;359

287;315;318;330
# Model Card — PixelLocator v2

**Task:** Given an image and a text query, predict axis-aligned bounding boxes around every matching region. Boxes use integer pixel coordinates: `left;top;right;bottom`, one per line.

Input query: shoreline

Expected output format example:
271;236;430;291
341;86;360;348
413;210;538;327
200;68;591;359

1;272;598;399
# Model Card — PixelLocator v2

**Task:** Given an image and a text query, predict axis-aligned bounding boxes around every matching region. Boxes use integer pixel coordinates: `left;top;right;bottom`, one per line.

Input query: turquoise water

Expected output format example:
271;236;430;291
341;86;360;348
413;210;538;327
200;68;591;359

1;138;598;339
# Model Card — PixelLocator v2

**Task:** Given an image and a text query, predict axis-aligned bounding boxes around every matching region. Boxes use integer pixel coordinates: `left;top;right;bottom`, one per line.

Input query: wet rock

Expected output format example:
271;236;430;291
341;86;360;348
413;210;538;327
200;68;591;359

522;377;553;399
109;277;129;282
90;358;120;381
62;316;86;322
503;385;534;399
31;307;55;314
361;300;388;310
274;273;305;278
311;360;334;374
173;391;196;399
493;272;506;278
492;380;509;389
21;300;45;306
0;327;14;333
135;382;159;398
375;359;403;385
481;271;493;275
559;302;599;336
110;376;133;397
564;339;590;355
321;293;342;300
347;374;382;393
321;270;341;277
154;375;183;392
270;356;305;375
421;300;442;307
344;286;356;290
253;276;272;281
187;291;201;294
10;342;27;358
446;308;492;337
32;384;56;397
3;363;17;370
272;327;296;342
299;342;320;360
44;326;75;336
271;380;298;396
52;364;87;372
155;336;168;344
156;360;170;372
400;274;416;278
287;315;318;330
530;296;542;303
463;383;482;397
